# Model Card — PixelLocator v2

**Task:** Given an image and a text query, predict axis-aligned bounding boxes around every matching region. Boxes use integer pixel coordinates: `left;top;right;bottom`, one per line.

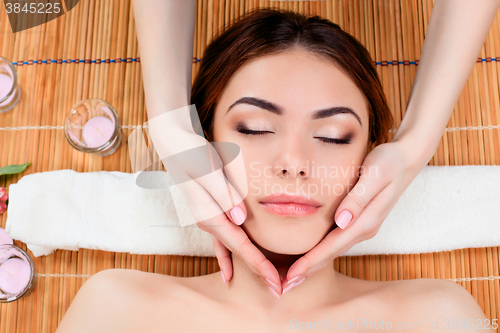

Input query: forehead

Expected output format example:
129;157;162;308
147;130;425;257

216;48;369;122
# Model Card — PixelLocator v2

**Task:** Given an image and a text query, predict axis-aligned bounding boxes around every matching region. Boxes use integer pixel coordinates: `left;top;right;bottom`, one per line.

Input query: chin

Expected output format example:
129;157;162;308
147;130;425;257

257;241;318;256
242;219;335;256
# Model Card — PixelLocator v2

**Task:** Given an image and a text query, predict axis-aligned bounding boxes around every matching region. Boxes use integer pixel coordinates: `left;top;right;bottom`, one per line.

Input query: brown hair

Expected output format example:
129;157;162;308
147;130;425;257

191;8;393;152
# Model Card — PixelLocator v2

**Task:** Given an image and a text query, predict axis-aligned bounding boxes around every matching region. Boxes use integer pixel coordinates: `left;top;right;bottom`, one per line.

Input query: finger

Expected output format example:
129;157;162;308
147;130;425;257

286;183;396;282
285;226;346;282
197;214;281;293
211;235;233;283
334;166;391;229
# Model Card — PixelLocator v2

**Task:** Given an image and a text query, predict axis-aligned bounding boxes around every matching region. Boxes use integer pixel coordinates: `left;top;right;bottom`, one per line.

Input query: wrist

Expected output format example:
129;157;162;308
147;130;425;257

146;106;206;159
390;131;434;176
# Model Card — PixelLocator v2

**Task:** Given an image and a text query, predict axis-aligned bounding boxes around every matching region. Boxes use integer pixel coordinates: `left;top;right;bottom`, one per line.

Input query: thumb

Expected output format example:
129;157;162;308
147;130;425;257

334;172;389;229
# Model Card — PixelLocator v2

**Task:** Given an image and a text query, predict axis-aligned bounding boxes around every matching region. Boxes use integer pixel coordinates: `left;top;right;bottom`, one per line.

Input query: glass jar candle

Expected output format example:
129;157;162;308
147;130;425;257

0;56;21;113
0;244;37;303
64;98;122;156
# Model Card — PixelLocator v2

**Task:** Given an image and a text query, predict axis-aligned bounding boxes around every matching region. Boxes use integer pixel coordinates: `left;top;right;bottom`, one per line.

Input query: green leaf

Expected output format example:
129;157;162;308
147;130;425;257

0;162;32;176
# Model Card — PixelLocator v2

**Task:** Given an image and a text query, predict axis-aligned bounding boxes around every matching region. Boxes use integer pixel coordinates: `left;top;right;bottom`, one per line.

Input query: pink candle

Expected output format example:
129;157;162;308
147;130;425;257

82;116;115;148
0;258;31;294
0;73;15;106
65;100;122;157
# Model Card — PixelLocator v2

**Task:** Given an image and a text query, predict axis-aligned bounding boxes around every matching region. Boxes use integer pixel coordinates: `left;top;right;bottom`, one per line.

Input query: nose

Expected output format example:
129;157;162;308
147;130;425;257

275;167;307;178
272;137;311;179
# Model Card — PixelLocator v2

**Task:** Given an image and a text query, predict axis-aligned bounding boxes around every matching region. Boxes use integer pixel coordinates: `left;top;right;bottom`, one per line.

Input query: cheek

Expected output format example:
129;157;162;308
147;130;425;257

314;143;366;184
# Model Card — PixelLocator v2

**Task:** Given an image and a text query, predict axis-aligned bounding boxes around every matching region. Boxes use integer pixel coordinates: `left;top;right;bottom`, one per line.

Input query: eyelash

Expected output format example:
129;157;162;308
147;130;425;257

236;128;352;145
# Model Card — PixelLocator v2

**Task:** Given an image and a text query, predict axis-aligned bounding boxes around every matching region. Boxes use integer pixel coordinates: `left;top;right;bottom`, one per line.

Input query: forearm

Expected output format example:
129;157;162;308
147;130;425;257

132;0;199;160
392;0;500;168
132;0;196;121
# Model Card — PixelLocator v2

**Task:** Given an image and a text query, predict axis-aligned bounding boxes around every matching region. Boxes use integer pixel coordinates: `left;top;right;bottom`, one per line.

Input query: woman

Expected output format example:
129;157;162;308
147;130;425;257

130;0;500;290
56;9;488;332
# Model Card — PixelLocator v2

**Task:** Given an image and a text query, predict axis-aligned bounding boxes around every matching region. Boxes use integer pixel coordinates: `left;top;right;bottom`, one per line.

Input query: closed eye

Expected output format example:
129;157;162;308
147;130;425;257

236;125;352;145
236;128;274;136
315;137;352;145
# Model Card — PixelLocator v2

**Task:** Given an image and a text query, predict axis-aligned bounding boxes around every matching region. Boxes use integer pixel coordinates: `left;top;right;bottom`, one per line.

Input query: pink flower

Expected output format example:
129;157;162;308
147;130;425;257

0;187;7;215
0;187;7;202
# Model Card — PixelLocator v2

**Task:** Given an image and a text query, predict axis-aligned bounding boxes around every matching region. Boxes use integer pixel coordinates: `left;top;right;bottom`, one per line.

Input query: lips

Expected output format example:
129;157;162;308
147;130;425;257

259;193;321;217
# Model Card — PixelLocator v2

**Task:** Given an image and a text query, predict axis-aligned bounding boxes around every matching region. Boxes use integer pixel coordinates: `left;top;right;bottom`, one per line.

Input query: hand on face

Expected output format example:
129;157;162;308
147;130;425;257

280;139;417;294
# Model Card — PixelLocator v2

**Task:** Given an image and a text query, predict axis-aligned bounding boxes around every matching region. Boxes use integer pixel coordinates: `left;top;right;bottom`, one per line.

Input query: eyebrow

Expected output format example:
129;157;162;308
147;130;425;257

226;96;362;127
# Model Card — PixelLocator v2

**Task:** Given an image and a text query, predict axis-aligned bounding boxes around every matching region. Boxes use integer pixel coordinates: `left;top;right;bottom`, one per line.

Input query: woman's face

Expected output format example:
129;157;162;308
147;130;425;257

212;48;370;255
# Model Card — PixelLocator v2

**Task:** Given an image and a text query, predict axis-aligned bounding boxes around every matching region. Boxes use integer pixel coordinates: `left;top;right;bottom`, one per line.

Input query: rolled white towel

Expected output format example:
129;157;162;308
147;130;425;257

5;170;214;257
344;165;500;256
4;166;500;257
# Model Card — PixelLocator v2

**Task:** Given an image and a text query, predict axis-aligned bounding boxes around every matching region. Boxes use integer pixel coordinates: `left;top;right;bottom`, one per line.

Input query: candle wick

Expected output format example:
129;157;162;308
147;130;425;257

96;126;102;135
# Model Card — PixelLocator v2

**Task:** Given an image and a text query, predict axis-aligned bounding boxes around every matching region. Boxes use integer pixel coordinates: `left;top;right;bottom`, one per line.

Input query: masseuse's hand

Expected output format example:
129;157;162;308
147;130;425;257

132;0;282;294
144;115;282;293
181;141;282;293
180;139;282;292
281;0;500;293
281;139;424;290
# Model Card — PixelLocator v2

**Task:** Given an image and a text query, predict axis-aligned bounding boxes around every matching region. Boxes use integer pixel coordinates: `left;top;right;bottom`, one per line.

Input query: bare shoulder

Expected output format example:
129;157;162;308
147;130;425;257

411;278;487;319
388;278;489;331
55;269;183;333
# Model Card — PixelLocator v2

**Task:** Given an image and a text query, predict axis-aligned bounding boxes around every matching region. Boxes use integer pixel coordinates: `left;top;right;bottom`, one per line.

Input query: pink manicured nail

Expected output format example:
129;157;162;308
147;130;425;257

336;210;352;229
230;206;245;225
268;286;280;299
295;277;306;287
282;277;306;295
265;277;278;289
286;275;300;285
282;282;296;295
221;270;226;283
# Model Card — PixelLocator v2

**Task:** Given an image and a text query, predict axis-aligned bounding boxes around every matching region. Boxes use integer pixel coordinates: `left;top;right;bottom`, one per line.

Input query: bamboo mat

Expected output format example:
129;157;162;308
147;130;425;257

0;0;499;331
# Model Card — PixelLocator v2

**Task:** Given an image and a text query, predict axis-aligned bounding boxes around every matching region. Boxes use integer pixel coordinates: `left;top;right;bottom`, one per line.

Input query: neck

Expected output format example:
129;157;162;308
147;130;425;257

221;244;345;316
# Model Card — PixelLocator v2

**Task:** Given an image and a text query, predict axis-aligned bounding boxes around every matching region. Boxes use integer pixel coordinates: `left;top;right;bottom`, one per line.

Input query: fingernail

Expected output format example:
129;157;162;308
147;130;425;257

268;286;280;299
286;275;300;285
336;210;352;229
295;277;306;287
265;278;278;289
282;282;296;295
282;277;306;295
221;270;226;283
230;206;245;225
